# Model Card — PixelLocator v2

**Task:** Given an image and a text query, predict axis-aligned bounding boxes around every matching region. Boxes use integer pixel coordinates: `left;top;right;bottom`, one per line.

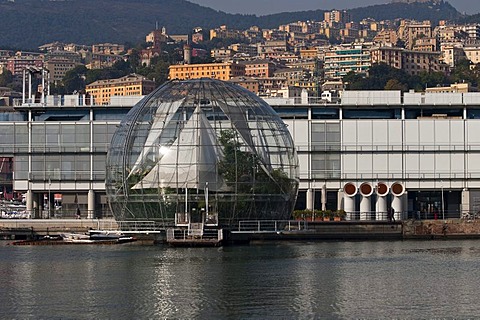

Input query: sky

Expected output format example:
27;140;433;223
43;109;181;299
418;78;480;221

187;0;479;16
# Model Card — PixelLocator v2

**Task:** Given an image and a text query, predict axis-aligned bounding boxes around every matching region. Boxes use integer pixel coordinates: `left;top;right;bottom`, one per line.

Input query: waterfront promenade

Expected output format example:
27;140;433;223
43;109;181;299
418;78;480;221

3;218;480;242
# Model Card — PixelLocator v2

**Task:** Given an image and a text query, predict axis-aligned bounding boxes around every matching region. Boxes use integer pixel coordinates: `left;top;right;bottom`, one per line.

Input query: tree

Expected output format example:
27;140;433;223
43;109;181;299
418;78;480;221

343;71;367;90
419;71;449;89
85;68;126;85
449;59;479;87
112;59;133;74
0;70;13;87
342;63;450;92
62;65;88;94
385;79;408;91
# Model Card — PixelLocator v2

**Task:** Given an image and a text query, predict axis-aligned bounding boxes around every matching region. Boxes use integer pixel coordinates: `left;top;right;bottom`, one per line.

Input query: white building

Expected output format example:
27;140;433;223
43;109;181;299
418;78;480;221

266;90;480;220
6;89;480;221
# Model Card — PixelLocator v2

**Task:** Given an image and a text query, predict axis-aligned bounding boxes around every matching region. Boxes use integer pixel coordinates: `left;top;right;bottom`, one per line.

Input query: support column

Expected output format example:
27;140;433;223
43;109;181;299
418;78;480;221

392;195;403;221
402;191;408;220
344;195;355;220
360;196;371;220
462;188;470;218
26;190;33;218
321;184;327;211
337;189;344;211
32;192;43;219
343;183;357;221
306;188;313;211
28;71;32;103
376;196;387;221
46;192;53;219
88;190;95;219
22;69;26;104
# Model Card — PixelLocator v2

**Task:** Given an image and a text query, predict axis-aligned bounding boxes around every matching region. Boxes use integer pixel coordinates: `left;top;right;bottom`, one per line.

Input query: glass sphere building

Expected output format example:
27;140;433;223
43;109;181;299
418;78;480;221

106;78;299;225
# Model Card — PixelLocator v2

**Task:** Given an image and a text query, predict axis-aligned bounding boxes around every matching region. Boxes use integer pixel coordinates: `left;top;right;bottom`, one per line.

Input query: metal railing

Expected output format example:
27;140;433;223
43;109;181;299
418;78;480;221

236;220;308;232
166;228;222;241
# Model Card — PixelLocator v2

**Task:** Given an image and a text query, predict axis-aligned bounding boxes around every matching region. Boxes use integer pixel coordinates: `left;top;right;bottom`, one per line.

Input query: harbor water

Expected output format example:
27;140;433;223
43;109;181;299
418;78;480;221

1;240;480;319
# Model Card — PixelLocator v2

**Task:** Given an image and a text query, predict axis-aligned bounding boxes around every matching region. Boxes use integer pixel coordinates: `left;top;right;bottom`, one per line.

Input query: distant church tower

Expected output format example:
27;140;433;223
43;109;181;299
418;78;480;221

183;43;191;64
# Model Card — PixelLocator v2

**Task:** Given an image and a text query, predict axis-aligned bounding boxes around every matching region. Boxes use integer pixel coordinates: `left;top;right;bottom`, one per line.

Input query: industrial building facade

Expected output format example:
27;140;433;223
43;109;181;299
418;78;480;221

4;90;480;221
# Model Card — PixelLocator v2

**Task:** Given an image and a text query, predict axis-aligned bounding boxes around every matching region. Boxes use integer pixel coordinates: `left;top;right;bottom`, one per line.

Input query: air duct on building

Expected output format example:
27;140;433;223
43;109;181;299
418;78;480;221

375;182;389;220
359;182;373;220
391;182;405;221
343;182;357;220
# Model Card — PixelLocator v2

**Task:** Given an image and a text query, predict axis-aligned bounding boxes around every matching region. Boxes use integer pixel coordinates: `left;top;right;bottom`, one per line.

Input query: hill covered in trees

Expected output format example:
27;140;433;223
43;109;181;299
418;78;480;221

349;0;462;23
0;0;471;49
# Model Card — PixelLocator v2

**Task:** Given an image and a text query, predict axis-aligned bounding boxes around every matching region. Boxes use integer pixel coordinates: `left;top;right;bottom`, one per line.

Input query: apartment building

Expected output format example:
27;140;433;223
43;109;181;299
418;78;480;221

463;45;480;64
425;83;472;93
299;48;319;59
440;43;466;67
44;50;82;64
370;46;403;69
44;59;79;84
241;60;277;78
211;48;234;60
168;62;245;81
279;22;303;34
371;47;449;75
324;10;351;26
86;74;156;105
210;25;243;40
412;37;437;52
6;55;44;77
373;30;399;46
0;50;14;59
82;52;123;69
461;24;480;40
229;77;260;94
229;43;258;57
398;20;432;50
324;44;372;80
274;68;309;86
92;43;125;55
402;50;448;75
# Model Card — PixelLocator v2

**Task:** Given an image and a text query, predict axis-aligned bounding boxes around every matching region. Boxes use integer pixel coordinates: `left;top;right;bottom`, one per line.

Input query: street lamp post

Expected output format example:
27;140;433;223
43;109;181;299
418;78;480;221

312;180;316;220
441;182;445;221
48;178;51;219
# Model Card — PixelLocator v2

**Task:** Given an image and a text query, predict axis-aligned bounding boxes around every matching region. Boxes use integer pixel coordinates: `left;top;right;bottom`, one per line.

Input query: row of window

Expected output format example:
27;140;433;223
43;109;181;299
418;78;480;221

15;154;106;180
274;108;480;120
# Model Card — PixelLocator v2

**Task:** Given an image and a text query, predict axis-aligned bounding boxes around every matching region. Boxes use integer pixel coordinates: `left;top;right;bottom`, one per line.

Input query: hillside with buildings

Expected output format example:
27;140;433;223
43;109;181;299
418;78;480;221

2;0;480;107
0;0;469;48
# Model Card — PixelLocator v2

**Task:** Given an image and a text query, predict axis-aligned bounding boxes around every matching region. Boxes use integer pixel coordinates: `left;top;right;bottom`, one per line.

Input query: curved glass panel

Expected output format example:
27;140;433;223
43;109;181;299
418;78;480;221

106;79;299;225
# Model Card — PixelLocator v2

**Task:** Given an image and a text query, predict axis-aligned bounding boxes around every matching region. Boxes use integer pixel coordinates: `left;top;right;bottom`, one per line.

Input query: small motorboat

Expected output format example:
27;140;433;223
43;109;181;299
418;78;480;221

60;230;136;244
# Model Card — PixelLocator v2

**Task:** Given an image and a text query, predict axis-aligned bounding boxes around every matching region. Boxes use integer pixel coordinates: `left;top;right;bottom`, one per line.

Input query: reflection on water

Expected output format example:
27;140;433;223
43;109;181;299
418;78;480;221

1;240;480;319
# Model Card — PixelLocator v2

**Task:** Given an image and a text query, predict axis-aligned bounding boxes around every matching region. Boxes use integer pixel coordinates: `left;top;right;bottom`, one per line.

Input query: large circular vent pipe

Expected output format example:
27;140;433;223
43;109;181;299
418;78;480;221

359;182;373;220
376;182;389;220
343;182;357;220
391;182;405;221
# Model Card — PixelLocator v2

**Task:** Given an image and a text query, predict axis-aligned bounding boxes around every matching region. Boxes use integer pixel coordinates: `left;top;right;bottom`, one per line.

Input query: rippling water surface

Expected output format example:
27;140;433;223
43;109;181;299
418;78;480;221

1;240;480;319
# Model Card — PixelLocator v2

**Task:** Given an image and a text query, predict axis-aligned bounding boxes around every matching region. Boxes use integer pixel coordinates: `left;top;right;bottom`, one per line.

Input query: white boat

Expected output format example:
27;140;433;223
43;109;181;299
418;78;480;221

60;231;136;244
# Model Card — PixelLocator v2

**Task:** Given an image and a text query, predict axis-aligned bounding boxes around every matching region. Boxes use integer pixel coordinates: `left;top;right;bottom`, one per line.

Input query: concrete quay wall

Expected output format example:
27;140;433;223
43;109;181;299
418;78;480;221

0;219;119;239
228;221;403;243
3;219;480;242
403;219;480;239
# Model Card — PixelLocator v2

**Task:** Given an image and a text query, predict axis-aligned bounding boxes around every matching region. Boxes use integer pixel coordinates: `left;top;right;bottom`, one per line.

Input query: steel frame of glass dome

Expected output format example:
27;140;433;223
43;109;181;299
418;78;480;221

106;79;299;226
